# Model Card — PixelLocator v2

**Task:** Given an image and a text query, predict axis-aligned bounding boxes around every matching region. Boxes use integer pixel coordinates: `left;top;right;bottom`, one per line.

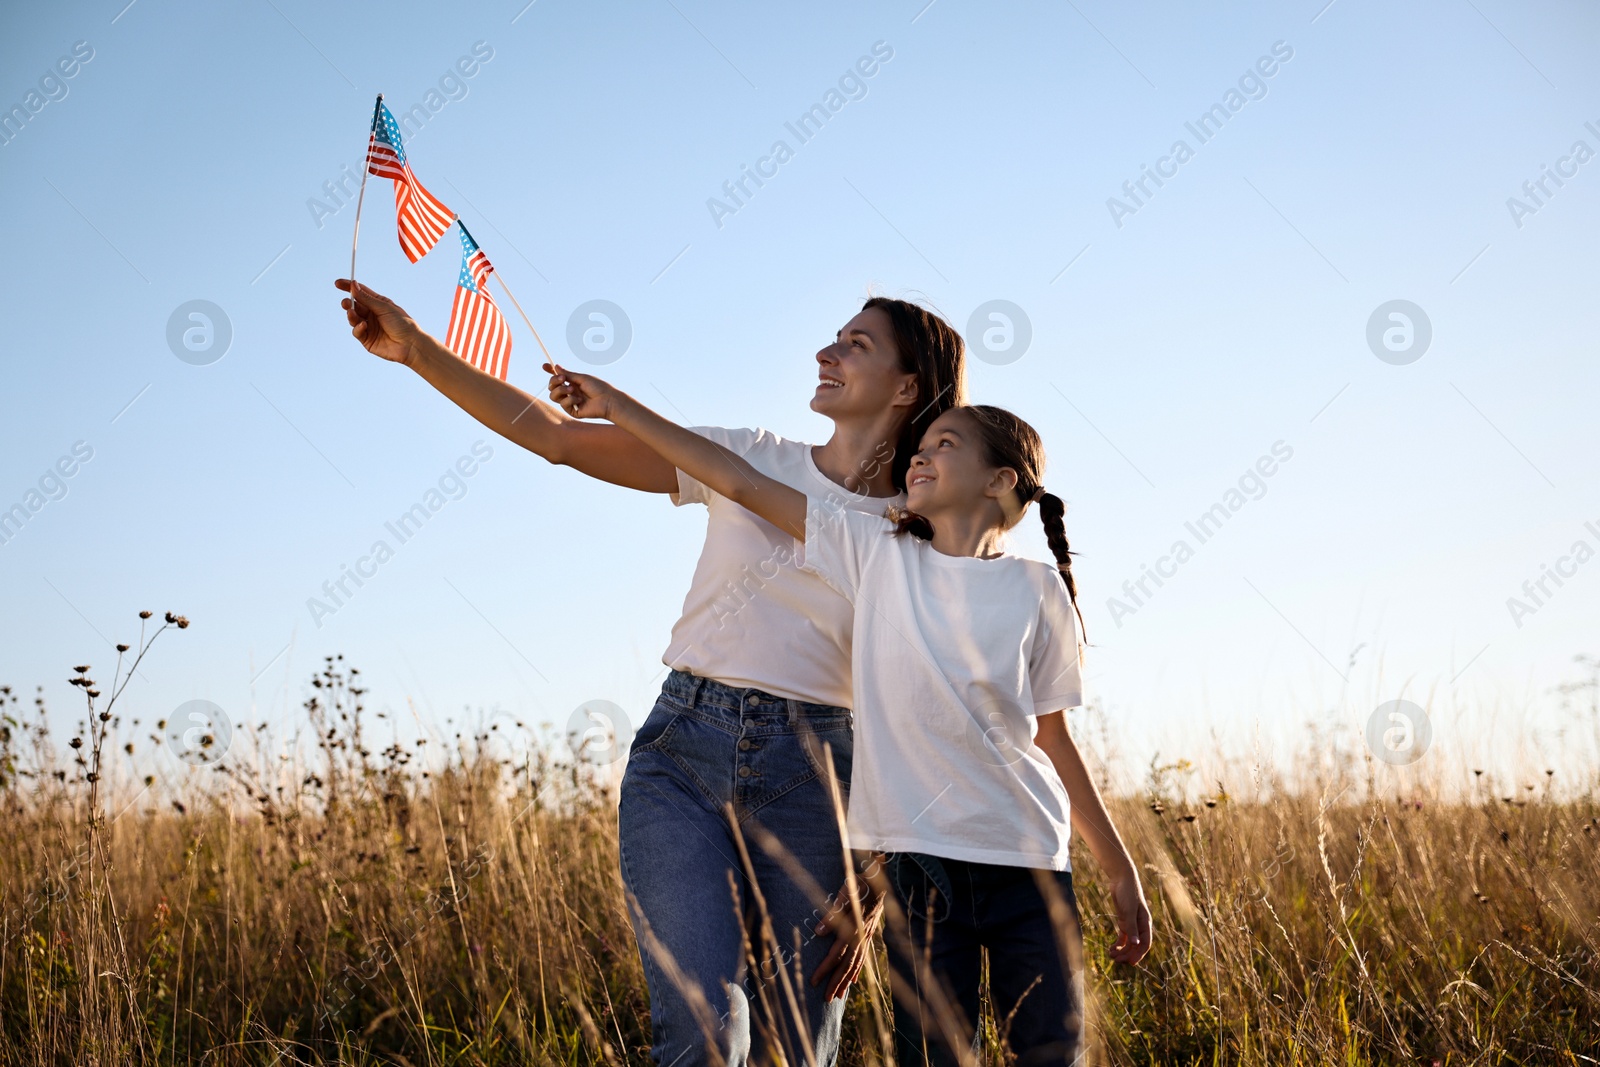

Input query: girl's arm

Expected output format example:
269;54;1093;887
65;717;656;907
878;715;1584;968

335;280;679;493
552;366;808;539
1034;712;1153;965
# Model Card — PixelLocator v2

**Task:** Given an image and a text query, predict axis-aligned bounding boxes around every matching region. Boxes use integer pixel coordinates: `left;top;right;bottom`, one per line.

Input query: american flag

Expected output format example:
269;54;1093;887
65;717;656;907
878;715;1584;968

365;99;453;263
445;222;512;380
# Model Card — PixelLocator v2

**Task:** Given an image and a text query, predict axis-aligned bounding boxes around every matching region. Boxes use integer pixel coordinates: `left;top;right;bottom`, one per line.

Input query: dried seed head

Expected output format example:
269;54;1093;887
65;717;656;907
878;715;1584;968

116;644;129;653
164;612;177;624
139;611;153;619
69;737;83;749
74;665;90;674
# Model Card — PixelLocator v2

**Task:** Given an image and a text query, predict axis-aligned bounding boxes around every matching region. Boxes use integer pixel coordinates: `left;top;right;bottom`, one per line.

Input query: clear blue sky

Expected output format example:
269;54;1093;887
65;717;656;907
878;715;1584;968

3;0;1597;791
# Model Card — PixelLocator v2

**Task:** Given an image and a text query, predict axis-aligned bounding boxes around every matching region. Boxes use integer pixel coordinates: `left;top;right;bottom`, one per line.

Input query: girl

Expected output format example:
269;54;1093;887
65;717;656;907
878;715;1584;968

548;368;1154;1066
335;278;967;1067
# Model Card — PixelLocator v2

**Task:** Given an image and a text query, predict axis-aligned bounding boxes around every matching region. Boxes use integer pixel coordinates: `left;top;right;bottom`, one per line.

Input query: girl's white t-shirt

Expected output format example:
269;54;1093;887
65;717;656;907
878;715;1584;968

799;495;1085;871
662;426;903;710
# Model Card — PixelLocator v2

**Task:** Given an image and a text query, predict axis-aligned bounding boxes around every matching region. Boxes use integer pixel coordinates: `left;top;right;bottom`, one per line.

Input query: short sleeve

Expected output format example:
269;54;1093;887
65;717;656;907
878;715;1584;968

1029;570;1085;713
797;493;892;601
670;426;760;507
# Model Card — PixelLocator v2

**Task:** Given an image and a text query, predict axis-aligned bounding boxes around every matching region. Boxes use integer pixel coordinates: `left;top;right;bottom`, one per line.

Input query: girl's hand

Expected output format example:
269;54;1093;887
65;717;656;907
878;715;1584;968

544;363;619;421
1107;869;1153;964
335;279;423;366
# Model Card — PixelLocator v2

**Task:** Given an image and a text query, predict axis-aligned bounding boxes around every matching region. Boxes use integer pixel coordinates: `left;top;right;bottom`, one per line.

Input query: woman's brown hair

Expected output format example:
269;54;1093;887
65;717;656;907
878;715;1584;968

861;296;968;491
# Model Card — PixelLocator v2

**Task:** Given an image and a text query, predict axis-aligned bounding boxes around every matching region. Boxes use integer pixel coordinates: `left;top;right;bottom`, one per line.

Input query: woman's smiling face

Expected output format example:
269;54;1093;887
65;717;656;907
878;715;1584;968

810;306;916;420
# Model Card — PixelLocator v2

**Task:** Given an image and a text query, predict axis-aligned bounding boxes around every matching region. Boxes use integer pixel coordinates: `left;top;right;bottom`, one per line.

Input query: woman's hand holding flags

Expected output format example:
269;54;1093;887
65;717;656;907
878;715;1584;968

346;92;546;384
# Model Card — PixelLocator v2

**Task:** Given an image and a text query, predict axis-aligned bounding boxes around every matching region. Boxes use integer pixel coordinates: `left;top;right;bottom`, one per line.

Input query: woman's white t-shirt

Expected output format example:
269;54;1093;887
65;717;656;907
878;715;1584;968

663;426;903;710
799;496;1086;871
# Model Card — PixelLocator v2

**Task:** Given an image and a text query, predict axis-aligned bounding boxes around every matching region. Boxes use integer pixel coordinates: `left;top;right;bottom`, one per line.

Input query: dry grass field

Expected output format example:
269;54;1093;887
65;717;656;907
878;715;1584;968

2;616;1597;1066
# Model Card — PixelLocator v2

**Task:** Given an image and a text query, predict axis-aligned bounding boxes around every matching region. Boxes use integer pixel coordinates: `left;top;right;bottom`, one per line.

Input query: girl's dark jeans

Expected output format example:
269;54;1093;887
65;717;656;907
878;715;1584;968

881;852;1086;1067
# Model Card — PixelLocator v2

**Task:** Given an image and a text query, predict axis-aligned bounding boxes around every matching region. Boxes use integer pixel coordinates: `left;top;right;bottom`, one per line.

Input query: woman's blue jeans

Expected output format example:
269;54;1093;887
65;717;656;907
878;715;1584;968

619;670;855;1067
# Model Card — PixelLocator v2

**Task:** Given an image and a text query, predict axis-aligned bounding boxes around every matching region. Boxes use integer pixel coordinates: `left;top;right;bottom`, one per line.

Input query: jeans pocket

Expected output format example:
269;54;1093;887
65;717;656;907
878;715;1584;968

890;852;954;924
628;703;681;755
798;722;853;796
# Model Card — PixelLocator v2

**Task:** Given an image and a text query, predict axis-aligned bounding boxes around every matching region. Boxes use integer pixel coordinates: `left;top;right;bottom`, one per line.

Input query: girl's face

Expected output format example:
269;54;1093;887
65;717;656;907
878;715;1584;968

810;307;918;421
905;409;1018;517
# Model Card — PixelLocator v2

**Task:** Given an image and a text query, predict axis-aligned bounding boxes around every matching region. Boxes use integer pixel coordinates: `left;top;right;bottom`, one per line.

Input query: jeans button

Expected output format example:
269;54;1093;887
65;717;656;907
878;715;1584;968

738;766;752;778
746;694;760;706
738;738;752;751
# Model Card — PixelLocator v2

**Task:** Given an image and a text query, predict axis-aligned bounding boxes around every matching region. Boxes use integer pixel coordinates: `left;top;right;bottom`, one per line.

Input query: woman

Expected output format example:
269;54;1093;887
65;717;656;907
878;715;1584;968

333;278;968;1067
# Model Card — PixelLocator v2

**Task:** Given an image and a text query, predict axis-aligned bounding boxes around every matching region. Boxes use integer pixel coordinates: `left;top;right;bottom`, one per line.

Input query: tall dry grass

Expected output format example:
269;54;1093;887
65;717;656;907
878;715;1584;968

2;615;1597;1065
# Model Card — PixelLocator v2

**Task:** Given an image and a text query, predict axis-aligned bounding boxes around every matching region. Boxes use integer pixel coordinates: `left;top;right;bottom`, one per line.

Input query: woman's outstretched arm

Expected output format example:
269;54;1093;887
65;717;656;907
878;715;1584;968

335;279;679;493
551;367;808;539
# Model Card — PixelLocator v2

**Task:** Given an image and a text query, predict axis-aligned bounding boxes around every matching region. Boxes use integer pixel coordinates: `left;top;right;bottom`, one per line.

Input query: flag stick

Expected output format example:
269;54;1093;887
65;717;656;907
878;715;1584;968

348;93;383;286
492;272;553;366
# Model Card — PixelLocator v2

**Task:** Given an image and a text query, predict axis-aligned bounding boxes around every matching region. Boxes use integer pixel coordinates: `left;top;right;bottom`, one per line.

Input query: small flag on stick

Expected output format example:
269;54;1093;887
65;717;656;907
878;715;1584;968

348;95;380;285
445;221;512;380
365;100;453;263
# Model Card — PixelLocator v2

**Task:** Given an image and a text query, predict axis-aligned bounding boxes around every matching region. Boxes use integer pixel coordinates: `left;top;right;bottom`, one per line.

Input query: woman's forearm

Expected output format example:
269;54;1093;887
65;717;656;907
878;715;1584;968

408;336;678;493
408;333;555;445
606;392;807;536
